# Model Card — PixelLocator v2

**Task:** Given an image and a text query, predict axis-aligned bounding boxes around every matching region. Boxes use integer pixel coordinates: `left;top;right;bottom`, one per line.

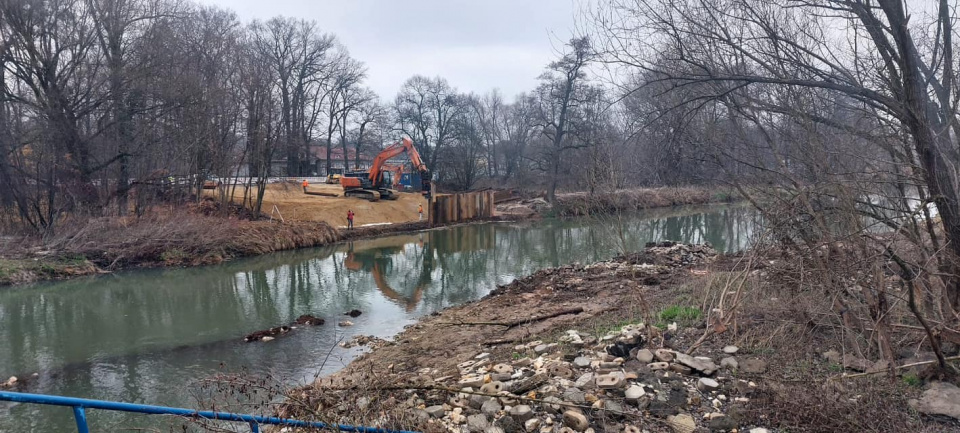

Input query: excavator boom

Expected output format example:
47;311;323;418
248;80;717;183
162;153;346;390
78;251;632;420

367;137;427;184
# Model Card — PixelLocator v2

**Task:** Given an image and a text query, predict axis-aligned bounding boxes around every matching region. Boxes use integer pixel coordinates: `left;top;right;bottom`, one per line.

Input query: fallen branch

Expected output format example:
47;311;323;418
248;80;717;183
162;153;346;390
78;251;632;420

482;337;521;346
834;355;960;380
440;307;584;329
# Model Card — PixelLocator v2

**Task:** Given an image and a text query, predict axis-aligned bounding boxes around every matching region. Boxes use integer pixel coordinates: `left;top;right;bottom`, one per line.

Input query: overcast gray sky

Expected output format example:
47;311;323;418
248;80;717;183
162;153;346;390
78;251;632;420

198;0;579;100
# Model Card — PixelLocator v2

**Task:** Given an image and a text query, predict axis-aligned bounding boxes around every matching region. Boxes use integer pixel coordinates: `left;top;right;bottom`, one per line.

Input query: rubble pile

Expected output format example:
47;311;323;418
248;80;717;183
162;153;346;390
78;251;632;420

616;242;718;268
398;323;766;433
489;243;717;299
339;334;392;350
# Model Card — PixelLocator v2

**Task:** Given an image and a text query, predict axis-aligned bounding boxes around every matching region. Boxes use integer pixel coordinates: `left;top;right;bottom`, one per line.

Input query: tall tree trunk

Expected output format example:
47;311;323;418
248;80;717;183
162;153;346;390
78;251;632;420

355;123;366;170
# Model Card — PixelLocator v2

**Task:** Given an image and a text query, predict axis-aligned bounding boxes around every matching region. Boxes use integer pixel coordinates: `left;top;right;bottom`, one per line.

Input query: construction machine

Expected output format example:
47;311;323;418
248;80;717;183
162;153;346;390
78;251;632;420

381;164;404;190
325;168;344;184
340;137;431;201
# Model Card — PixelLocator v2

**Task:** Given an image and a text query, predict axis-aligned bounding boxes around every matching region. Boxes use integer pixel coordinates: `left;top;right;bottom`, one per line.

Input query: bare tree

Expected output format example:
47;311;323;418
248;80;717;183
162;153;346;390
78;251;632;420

1;0;108;233
592;0;960;370
395;75;465;173
321;55;364;174
533;36;594;204
250;17;336;177
351;89;385;170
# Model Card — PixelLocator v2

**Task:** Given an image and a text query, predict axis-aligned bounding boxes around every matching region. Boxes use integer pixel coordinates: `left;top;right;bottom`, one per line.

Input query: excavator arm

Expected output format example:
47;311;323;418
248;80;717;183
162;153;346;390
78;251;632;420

367;137;428;184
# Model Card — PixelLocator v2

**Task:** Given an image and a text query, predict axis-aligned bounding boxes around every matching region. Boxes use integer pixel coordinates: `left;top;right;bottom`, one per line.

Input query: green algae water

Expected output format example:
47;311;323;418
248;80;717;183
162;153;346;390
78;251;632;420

0;204;758;432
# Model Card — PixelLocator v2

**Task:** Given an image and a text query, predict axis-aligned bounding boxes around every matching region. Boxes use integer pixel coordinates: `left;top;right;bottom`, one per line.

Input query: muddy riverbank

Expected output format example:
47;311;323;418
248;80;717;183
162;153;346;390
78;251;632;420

276;242;953;433
0;215;503;287
0;205;762;432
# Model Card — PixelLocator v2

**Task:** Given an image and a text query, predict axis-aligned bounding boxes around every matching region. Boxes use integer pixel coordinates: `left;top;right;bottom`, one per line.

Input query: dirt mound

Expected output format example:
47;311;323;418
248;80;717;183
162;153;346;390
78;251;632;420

211;183;428;228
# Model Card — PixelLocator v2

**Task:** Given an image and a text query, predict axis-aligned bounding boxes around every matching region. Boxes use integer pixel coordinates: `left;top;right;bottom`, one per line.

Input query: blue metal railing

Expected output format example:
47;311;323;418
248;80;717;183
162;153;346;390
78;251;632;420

0;391;419;433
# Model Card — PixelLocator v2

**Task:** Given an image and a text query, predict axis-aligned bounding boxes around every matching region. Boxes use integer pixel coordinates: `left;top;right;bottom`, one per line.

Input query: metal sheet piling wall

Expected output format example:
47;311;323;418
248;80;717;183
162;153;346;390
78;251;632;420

429;191;495;226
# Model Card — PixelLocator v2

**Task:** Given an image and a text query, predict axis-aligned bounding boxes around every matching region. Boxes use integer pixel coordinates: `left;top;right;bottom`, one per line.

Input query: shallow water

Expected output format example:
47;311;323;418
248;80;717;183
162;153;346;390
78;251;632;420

0;204;759;431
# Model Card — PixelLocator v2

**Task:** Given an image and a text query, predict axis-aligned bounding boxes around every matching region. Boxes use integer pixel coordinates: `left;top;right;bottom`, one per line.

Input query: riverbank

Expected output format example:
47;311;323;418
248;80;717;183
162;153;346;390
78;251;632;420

497;186;738;219
275;242;956;433
0;212;498;287
0;185;736;287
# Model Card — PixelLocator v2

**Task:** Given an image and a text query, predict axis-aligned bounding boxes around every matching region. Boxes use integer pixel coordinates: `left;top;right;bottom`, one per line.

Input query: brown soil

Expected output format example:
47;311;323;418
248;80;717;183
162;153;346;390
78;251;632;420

213;182;428;228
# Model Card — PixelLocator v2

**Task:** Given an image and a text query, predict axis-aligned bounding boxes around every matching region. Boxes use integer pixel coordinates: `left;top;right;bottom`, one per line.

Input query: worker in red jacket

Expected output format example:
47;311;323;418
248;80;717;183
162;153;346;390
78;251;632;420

347;210;355;229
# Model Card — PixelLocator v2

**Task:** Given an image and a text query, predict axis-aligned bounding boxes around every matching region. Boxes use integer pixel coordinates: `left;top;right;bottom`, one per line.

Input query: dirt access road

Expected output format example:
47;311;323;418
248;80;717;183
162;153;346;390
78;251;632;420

216;181;428;228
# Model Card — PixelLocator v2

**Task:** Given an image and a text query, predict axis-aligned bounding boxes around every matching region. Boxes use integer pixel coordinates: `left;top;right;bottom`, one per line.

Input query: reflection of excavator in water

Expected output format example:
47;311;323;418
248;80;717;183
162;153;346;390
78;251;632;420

344;240;433;312
340;137;431;201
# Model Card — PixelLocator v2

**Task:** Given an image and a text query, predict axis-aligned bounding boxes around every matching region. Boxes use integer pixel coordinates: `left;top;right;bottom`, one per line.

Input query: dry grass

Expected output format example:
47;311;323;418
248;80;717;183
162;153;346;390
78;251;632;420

556;186;736;216
46;208;342;269
677;251;960;432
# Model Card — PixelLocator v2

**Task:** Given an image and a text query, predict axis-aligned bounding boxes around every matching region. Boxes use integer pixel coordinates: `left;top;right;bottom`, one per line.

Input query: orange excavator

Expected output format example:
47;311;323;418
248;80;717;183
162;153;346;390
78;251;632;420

381;164;404;190
340;137;431;201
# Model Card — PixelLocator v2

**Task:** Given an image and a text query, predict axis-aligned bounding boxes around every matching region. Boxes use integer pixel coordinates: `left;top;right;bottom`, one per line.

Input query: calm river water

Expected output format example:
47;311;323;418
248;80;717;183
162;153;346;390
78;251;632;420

0;204;758;432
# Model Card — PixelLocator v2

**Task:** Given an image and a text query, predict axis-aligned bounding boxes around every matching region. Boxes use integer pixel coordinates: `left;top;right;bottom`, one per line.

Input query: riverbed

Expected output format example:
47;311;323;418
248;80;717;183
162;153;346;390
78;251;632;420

0;204;758;431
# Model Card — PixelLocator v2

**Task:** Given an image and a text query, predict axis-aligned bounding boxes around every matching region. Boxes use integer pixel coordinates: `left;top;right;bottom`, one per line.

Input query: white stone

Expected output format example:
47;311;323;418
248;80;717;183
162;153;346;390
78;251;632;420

910;381;960;421
720;357;738;370
625;385;645;402
697;378;721;392
509;404;534;422
524;418;541;432
722;345;739;354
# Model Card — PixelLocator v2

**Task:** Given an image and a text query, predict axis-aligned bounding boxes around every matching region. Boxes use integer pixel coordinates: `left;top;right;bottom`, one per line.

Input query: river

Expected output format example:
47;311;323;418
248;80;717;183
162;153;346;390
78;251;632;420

0;204;758;432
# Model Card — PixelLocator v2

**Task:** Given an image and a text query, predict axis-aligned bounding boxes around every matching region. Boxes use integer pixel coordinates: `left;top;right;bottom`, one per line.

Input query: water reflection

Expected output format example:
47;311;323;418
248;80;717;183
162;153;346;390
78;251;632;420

0;204;758;432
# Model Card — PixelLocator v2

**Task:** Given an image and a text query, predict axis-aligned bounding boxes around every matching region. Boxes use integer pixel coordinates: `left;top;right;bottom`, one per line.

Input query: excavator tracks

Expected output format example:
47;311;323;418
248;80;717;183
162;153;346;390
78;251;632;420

345;189;381;201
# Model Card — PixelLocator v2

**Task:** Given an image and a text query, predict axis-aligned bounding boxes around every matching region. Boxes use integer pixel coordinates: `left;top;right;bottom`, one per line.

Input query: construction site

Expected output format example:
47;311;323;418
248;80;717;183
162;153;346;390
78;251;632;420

7;0;960;431
211;136;496;229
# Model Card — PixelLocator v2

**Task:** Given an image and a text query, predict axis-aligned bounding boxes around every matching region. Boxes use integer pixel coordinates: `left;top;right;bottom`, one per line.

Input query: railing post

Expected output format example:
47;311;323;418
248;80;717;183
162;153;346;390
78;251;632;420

73;406;90;433
249;421;261;432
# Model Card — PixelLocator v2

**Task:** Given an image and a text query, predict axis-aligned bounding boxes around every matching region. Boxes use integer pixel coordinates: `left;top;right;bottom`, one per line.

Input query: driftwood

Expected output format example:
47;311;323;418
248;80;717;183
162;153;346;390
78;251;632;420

482;338;521;346
441;307;585;330
835;355;960;380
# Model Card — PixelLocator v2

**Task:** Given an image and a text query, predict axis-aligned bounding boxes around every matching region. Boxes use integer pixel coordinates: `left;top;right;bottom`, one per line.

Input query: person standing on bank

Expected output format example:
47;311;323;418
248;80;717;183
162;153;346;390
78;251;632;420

418;203;423;221
302;179;308;193
347;210;354;229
